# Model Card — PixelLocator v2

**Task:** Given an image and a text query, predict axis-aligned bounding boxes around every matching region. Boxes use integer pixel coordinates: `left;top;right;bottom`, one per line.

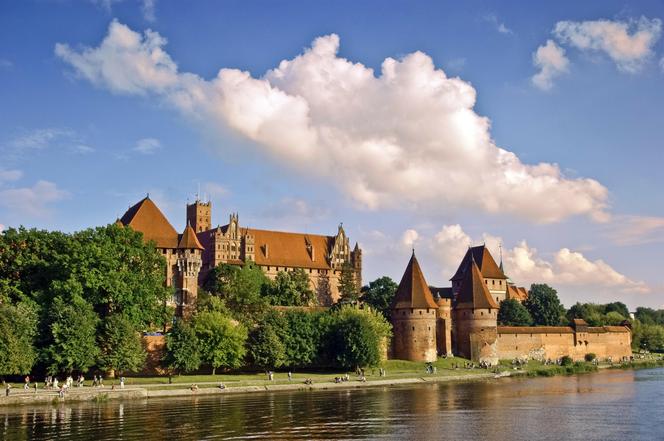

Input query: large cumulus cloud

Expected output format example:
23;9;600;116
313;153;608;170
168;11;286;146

56;20;609;223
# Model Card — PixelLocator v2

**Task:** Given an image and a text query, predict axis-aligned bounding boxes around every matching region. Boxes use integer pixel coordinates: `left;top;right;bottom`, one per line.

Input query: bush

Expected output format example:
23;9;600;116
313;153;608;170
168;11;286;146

584;353;596;362
561;355;573;366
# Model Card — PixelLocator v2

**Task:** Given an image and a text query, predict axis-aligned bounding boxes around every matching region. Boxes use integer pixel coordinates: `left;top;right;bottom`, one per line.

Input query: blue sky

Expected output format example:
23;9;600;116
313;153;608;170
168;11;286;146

1;0;663;309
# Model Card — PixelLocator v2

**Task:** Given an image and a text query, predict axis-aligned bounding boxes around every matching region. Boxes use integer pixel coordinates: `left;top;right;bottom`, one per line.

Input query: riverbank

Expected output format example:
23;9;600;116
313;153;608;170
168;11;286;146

2;356;662;407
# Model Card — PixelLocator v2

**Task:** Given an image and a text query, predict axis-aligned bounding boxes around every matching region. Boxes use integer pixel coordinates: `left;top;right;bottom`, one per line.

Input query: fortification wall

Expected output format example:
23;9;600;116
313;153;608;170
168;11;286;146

454;308;497;362
392;308;437;362
495;327;632;361
142;335;167;375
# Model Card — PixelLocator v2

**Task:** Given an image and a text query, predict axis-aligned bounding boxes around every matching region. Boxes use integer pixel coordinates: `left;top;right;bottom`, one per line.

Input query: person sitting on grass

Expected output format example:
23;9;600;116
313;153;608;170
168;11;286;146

190;384;199;392
218;382;225;390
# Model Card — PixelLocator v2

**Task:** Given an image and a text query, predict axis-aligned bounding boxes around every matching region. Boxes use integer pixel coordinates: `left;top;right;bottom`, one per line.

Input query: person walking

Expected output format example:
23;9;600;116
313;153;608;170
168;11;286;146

287;371;292;381
120;377;125;389
5;382;11;397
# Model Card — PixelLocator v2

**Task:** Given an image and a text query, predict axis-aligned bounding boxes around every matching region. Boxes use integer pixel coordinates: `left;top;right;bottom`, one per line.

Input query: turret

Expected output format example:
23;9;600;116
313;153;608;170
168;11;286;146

453;257;499;364
174;223;204;318
186;199;211;233
390;252;438;362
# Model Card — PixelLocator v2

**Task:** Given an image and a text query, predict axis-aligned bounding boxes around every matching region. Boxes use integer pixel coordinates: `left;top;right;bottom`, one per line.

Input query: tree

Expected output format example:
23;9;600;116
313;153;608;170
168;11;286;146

605;302;630;319
632;322;664;352
361;276;398;320
0;302;38;375
498;299;533;326
327;306;392;369
45;295;99;374
338;262;359;303
99;314;147;376
248;323;286;370
267;269;316;306
210;262;270;323
193;310;247;374
605;311;626;325
165;319;201;374
524;284;565;326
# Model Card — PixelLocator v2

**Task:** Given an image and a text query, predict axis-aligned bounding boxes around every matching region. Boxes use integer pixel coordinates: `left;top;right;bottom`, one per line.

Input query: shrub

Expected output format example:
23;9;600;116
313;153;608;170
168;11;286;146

560;355;573;366
584;353;596;362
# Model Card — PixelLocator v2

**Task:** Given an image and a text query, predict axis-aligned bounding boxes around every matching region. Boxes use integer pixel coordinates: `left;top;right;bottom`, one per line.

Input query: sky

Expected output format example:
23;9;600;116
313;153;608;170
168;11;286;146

1;0;663;310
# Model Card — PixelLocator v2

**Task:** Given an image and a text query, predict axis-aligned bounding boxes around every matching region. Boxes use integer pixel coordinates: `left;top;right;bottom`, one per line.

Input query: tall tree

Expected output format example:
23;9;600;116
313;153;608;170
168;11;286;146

267;269;316;306
524;284;565;326
45;295;99;374
210;262;270;323
361;276;398;319
193;310;247;374
99;314;147;376
338;262;359;303
248;323;286;370
498;299;533;326
0;302;38;376
164;320;201;374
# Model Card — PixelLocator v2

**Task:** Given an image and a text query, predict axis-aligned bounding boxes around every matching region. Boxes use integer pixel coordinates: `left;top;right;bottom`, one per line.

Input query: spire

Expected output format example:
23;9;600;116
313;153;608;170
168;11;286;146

456;259;498;310
499;243;504;272
391;253;438;310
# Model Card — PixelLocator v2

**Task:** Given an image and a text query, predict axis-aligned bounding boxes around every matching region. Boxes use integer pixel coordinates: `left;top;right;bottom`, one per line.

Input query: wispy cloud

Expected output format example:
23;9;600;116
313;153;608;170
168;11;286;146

142;0;157;22
483;13;513;35
2;128;94;160
0;59;13;70
605;215;664;246
532;40;570;90
0;180;69;217
133;137;161;154
0;169;23;183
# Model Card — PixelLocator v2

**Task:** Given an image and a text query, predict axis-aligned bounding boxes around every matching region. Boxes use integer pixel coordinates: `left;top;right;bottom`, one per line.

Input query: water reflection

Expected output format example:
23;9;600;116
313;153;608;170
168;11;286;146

1;368;663;440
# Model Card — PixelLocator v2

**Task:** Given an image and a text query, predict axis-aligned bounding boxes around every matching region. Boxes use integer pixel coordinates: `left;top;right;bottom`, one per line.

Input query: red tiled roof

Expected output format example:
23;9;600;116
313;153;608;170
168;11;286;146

246;228;333;270
120;197;179;248
391;253;438;310
451;245;507;281
455;260;499;310
178;224;204;250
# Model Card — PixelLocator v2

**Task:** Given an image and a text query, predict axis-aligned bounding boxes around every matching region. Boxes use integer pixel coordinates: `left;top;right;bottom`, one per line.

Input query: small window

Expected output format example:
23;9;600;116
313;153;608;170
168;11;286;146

492;280;495;285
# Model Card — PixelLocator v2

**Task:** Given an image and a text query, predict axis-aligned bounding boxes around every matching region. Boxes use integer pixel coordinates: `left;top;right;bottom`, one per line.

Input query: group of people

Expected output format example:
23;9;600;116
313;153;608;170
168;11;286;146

425;362;437;374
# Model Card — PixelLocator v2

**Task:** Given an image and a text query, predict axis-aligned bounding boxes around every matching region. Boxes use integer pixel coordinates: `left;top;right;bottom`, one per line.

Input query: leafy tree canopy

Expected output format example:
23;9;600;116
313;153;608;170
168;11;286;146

0;302;38;376
165;319;201;374
361;276;398;319
248;322;286;370
524;284;565;326
338;261;360;304
99;314;146;375
193;310;247;374
498;299;533;326
267;269;316;306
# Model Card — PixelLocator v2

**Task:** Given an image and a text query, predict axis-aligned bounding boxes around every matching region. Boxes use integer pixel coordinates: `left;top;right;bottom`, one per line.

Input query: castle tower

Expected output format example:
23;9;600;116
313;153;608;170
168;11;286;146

454;257;499;364
186;200;211;233
390;252;438;362
174;223;204;318
451;245;508;305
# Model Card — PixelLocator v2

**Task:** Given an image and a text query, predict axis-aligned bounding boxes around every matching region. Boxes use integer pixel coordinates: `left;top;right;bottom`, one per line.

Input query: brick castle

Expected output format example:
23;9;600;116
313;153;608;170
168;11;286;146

117;196;631;364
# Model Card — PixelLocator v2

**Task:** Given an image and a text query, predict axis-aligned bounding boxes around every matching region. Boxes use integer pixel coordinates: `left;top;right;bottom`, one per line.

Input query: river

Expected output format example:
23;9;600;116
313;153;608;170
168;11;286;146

2;368;663;441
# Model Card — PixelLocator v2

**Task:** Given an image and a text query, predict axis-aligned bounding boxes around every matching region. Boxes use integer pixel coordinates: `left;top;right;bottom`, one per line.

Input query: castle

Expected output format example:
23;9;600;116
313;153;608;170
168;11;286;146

117;196;362;315
117;196;631;364
390;249;633;364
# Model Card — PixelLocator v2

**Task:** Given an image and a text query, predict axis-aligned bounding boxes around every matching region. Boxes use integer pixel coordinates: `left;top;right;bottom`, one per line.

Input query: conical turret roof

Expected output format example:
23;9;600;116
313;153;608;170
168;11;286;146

391;252;438;310
119;196;179;248
178;223;204;250
456;259;499;310
451;245;507;281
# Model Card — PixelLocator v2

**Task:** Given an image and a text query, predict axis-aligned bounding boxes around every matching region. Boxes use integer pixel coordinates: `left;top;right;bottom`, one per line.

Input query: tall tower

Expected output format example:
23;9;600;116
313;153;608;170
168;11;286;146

390;252;438;362
453;256;499;364
174;224;204;318
186;200;211;233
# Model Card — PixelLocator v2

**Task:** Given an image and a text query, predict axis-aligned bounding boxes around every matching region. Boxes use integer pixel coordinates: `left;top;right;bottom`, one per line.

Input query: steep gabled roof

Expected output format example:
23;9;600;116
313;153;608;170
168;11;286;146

391;253;438;310
178;224;204;250
451;245;507;281
120;197;179;248
245;228;334;270
455;259;499;310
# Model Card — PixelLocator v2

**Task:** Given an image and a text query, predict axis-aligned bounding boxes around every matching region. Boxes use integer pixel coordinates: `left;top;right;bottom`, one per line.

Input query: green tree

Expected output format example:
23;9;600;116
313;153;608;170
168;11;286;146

99;314;147;375
338;261;359;303
327;306;392;369
210;262;270;323
164;320;201;374
45;295;99;374
524;284;565;326
605;302;630;319
361;276;398;320
193;310;248;374
0;302;38;375
605;311;626;325
267;269;316;306
498;299;533;326
632;322;664;352
248;323;286;370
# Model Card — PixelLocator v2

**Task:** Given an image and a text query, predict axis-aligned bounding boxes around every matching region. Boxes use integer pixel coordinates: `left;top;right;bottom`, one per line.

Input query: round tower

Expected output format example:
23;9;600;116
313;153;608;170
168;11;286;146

390;252;438;362
435;294;453;357
454;258;499;365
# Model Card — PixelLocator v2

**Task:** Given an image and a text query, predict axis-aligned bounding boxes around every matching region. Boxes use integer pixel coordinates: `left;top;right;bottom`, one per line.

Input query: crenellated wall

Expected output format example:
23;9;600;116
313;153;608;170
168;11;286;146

495;326;632;361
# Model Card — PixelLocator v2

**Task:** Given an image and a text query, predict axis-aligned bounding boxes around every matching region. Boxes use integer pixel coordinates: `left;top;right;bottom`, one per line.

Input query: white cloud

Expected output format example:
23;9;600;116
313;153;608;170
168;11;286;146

553;17;662;73
401;229;420;250
134;137;162;154
0;181;69;217
8;128;75;151
0;169;23;183
2;128;93;160
142;0;157;22
260;197;329;222
56;21;611;224
72;144;95;154
483;14;513;35
605;215;664;246
532;40;570;90
427;224;649;294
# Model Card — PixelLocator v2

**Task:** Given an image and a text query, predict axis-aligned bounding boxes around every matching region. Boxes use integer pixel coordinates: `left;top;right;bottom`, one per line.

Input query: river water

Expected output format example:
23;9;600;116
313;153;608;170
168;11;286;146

2;368;663;441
